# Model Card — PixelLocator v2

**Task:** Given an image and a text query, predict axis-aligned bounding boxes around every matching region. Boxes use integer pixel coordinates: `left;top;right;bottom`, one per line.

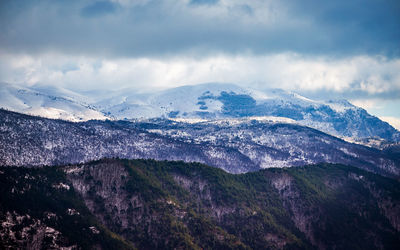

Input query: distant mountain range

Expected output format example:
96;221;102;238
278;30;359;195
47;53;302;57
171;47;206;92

1;82;399;146
1;83;400;249
1;109;399;177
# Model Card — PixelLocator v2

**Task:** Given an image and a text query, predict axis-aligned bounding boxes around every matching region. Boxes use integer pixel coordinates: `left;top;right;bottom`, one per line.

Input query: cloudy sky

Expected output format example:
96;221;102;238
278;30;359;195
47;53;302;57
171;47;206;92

1;0;399;127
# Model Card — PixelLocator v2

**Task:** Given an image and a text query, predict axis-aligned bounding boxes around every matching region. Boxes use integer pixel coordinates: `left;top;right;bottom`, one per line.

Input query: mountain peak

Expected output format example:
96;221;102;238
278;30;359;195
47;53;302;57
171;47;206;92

1;82;399;143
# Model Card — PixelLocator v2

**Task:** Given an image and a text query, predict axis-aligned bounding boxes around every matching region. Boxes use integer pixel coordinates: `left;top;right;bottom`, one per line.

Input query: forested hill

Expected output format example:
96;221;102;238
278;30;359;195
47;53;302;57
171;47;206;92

1;108;399;177
1;159;399;249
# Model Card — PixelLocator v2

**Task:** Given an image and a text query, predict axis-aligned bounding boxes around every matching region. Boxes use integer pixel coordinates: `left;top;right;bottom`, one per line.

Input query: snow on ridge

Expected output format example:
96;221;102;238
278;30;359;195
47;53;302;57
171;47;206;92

170;116;296;126
291;92;315;103
324;99;356;113
170;118;209;124
2;82;397;146
0;82;107;122
250;116;296;123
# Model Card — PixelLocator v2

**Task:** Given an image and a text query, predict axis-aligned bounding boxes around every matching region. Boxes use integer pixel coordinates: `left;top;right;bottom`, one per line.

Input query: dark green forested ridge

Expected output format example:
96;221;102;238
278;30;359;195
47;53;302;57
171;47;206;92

1;159;399;249
0;165;134;249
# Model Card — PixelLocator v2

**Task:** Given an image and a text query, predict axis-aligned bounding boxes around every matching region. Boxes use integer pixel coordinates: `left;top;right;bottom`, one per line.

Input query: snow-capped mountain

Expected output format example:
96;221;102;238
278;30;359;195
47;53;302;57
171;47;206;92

0;82;106;121
97;83;400;143
95;83;357;119
1;82;399;143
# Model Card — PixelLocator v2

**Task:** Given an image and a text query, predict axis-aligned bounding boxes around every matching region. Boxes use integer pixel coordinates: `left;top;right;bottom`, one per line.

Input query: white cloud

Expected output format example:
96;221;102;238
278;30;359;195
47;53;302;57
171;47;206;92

350;99;382;110
1;52;399;97
380;116;400;130
1;52;399;121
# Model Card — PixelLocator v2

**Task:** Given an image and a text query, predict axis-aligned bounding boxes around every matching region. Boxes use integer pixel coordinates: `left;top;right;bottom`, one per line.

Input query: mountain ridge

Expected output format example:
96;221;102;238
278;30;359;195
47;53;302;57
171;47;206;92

1;82;398;146
1;108;399;178
1;158;399;249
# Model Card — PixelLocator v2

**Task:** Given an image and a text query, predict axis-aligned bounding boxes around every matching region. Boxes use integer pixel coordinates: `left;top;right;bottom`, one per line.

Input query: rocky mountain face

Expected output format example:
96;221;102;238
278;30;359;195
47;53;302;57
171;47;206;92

1;109;399;177
1;82;399;144
1;159;399;249
0;163;134;249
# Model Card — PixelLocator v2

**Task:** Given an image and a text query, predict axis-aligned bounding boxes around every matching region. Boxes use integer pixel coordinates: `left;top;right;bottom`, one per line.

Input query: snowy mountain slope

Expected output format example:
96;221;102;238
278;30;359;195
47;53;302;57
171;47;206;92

0;109;398;177
99;83;357;120
0;83;106;121
99;83;400;142
133;118;400;177
0;109;257;173
95;83;245;119
98;83;273;119
1;82;399;143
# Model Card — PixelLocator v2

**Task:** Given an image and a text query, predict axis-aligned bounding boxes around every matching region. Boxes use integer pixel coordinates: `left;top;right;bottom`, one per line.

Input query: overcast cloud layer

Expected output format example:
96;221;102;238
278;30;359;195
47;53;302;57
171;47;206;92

1;0;399;57
0;0;399;124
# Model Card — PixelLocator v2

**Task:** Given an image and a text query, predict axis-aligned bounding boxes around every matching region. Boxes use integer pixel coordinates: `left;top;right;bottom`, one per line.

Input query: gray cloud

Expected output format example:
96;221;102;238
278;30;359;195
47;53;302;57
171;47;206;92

189;0;219;6
81;1;118;18
0;0;399;120
0;0;398;58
